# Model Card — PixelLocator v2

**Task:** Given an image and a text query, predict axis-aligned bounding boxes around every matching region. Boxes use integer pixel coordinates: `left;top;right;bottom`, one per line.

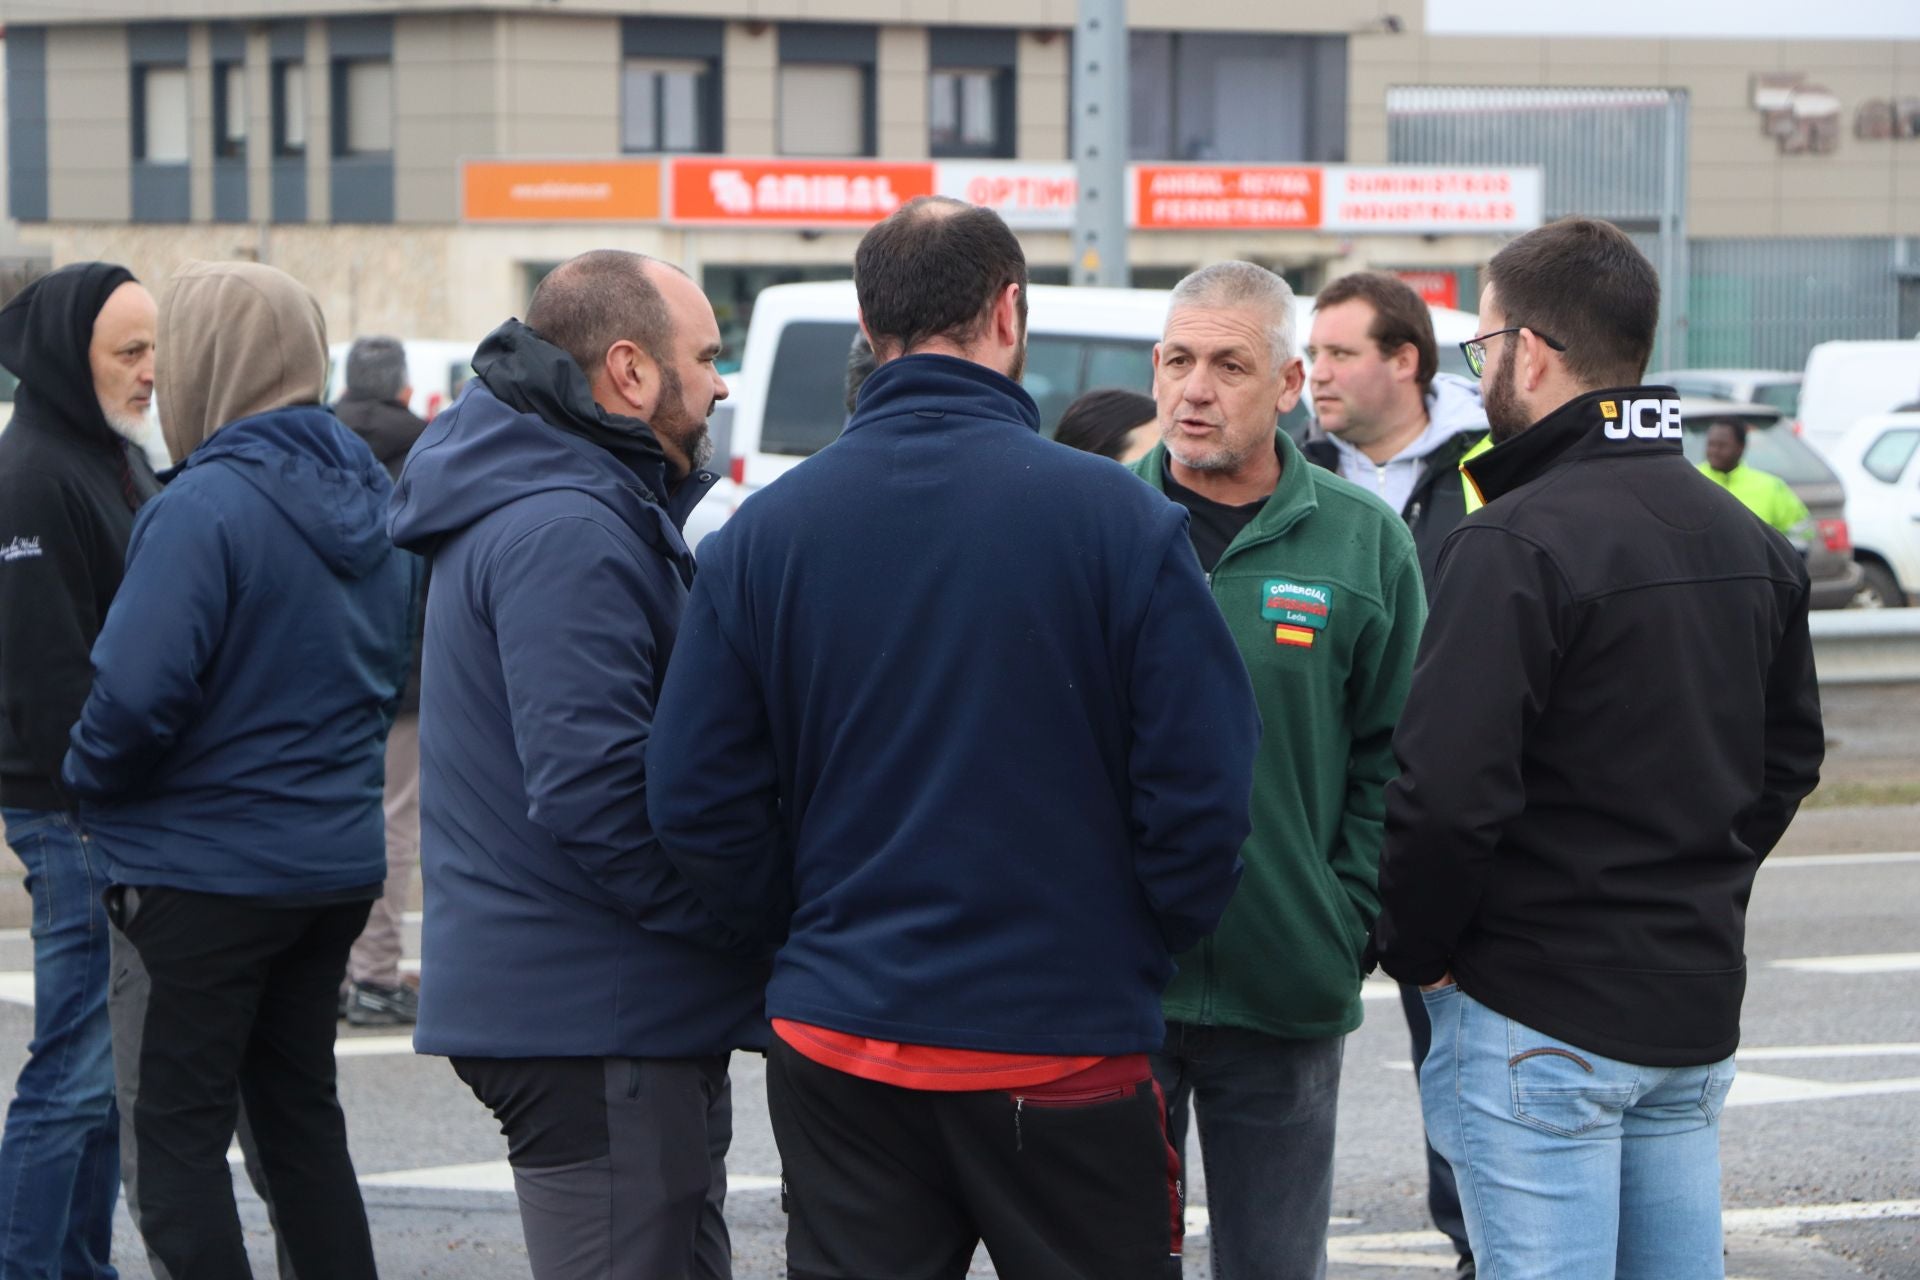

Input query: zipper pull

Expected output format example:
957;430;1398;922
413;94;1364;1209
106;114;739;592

1014;1097;1025;1151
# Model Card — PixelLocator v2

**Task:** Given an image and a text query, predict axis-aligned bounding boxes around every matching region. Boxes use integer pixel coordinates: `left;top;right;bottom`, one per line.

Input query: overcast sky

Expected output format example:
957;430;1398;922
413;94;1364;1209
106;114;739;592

1426;0;1920;40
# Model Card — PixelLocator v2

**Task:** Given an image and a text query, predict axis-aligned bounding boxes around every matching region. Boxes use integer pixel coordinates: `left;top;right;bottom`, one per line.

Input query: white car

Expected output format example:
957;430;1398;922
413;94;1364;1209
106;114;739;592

1796;340;1920;456
688;280;1480;550
1822;412;1920;607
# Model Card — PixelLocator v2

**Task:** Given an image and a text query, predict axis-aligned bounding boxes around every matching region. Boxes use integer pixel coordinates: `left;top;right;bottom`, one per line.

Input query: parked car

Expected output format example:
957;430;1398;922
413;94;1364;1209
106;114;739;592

324;339;479;423
1648;368;1801;418
1796;340;1920;456
1820;411;1920;607
688;280;1481;548
1678;400;1862;610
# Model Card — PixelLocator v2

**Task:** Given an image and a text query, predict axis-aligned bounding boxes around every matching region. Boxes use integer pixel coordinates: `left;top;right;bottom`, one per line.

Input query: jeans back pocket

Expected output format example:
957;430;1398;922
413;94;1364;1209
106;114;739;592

1508;1036;1635;1138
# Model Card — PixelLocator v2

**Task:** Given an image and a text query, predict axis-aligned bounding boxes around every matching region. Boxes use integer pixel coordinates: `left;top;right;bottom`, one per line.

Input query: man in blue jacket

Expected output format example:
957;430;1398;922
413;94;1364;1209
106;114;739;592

63;260;413;1280
647;198;1259;1280
389;250;760;1280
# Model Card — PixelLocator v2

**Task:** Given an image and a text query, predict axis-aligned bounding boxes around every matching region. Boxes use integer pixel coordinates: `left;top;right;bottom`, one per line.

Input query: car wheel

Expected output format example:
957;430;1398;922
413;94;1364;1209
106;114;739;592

1852;562;1905;609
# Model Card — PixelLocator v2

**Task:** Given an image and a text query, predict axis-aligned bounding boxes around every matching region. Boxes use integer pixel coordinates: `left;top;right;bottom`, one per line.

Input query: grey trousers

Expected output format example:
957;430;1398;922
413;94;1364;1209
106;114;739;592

451;1054;733;1280
347;713;419;988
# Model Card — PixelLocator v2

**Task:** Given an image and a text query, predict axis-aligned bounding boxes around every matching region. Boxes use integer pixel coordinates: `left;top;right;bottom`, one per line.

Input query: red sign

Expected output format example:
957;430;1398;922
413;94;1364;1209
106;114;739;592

1132;166;1323;230
669;158;937;225
1393;271;1460;310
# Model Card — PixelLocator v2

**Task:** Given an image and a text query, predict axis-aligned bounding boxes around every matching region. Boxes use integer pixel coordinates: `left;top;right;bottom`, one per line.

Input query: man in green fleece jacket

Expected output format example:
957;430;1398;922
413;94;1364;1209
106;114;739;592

1132;262;1426;1279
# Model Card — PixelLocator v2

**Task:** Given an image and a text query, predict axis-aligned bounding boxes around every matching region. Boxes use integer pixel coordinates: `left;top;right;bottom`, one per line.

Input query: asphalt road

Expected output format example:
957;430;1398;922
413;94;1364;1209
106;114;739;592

0;685;1915;1277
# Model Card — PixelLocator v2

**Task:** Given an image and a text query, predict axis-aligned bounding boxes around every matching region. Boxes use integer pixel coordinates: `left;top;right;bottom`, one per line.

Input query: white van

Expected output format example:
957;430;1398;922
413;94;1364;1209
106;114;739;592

325;339;481;423
1796;339;1920;455
689;280;1479;547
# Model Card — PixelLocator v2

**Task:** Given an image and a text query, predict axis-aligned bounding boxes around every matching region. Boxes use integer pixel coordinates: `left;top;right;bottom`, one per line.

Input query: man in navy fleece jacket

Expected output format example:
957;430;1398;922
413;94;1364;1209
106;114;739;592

648;197;1259;1280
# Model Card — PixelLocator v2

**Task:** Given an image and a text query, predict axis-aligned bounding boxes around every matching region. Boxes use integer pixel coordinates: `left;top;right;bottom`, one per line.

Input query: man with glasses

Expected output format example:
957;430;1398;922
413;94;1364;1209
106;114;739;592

1371;217;1825;1280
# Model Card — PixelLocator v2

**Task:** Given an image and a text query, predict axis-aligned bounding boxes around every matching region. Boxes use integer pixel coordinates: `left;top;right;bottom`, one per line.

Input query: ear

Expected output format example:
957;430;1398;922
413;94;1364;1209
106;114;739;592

398;383;414;406
1151;341;1164;377
600;338;658;415
1275;357;1305;415
1387;341;1419;385
1518;329;1555;393
991;282;1022;350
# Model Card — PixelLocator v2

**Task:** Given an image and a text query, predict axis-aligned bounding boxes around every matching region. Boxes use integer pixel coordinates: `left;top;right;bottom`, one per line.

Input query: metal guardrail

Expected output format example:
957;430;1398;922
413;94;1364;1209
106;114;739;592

1810;610;1920;684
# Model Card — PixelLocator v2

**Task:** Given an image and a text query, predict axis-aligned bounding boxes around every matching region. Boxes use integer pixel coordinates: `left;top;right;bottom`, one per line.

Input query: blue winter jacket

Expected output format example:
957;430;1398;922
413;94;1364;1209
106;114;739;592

389;319;769;1060
63;407;414;897
648;354;1259;1056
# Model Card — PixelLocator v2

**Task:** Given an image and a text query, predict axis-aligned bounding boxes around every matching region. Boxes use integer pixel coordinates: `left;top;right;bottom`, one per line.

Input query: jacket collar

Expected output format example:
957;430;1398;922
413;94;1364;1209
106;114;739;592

1141;428;1320;547
1464;385;1682;506
846;352;1041;435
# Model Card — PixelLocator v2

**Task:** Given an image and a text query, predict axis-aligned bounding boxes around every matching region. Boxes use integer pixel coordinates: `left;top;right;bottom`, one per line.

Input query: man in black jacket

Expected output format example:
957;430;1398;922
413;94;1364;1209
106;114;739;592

335;334;429;1025
1372;218;1824;1280
0;262;161;1279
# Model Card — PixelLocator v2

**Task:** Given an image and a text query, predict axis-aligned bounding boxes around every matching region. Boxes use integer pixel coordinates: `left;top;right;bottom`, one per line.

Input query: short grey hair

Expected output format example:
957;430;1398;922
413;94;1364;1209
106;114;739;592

345;335;407;401
1166;261;1298;367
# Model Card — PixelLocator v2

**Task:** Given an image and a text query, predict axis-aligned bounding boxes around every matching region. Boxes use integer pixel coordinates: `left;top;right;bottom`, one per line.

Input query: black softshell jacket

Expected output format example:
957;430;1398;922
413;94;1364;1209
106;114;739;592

1372;386;1824;1067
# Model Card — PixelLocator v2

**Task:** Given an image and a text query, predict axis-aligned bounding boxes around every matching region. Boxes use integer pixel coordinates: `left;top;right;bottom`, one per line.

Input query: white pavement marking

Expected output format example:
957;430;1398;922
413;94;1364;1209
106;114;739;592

1729;1070;1920;1107
1736;1042;1920;1061
335;1035;417;1058
1360;981;1396;1001
356;1160;782;1196
0;972;32;1007
1763;851;1920;869
1772;952;1920;975
1722;1199;1920;1230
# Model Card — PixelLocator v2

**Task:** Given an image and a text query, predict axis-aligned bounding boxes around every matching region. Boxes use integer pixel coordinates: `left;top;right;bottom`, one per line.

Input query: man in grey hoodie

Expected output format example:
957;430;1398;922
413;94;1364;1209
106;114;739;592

1303;272;1490;591
1302;270;1489;1280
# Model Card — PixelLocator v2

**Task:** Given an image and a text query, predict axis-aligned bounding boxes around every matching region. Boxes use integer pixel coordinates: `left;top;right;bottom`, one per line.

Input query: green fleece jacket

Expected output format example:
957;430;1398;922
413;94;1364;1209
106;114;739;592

1132;431;1426;1039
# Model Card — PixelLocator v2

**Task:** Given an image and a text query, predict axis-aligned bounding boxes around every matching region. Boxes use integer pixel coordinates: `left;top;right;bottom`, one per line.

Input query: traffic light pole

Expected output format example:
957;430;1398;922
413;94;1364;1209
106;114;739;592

1070;0;1129;288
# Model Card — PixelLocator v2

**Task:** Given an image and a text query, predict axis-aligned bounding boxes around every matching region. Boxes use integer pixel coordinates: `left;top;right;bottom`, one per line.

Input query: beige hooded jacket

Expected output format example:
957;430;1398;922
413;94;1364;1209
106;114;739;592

157;260;329;464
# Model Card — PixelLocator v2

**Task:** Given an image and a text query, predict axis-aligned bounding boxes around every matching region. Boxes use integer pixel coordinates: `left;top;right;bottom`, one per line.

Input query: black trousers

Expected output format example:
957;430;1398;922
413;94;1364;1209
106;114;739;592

1400;980;1471;1261
767;1037;1182;1280
451;1054;734;1280
106;885;377;1280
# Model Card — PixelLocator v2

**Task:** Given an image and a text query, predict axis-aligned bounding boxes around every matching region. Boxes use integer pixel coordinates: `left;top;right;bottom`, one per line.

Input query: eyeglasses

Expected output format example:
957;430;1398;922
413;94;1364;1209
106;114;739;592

1459;327;1566;379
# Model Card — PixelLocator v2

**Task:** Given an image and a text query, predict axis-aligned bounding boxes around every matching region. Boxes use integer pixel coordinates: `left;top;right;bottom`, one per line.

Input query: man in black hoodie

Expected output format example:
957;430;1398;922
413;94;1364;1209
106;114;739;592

335;334;429;1025
0;262;160;1279
1371;219;1824;1280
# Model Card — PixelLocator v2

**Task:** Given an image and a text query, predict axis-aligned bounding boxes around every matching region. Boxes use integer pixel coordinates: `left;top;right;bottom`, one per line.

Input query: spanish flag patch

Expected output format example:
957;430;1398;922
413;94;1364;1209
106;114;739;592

1274;623;1316;649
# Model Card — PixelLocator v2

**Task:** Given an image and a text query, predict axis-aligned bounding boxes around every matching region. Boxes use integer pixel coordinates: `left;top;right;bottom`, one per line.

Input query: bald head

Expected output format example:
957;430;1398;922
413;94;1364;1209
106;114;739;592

526;250;683;384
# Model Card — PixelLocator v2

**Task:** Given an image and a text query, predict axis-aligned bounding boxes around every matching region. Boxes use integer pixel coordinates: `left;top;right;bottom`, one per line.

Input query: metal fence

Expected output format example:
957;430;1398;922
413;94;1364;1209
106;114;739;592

1688;236;1920;372
1388;86;1690;369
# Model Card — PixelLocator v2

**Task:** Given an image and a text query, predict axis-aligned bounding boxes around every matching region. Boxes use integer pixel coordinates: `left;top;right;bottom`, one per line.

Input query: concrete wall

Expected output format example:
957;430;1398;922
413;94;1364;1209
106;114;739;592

1348;33;1920;238
1015;32;1068;161
45;25;130;221
394;12;500;223
875;27;928;160
496;13;618;156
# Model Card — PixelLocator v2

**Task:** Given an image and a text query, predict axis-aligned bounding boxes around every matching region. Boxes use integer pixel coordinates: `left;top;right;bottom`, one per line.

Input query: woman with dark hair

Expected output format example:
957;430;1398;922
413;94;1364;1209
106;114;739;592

1054;388;1158;462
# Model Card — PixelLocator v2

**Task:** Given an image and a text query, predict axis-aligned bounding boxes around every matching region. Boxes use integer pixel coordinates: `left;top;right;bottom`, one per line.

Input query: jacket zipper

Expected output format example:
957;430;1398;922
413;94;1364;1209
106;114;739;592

1012;1083;1138;1149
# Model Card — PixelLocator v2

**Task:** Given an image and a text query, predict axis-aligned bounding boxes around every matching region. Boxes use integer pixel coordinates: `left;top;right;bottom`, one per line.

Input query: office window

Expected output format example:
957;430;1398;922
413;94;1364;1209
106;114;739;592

136;66;190;163
1130;32;1347;162
214;62;246;158
779;64;867;157
336;59;393;155
622;59;709;153
930;69;1010;158
274;60;307;156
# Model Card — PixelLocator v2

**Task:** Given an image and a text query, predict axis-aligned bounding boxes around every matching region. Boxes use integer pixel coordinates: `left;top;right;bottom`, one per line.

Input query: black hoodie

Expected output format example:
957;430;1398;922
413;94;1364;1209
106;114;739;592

0;264;161;810
1371;386;1824;1067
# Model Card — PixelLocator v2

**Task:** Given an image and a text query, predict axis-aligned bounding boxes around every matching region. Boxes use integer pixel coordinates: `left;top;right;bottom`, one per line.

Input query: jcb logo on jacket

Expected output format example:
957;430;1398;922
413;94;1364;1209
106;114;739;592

1599;397;1682;441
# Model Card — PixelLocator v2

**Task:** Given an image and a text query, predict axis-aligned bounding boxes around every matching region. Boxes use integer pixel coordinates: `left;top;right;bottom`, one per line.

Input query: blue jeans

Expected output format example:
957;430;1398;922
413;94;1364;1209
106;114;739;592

1152;1023;1344;1280
1420;984;1734;1280
0;807;120;1280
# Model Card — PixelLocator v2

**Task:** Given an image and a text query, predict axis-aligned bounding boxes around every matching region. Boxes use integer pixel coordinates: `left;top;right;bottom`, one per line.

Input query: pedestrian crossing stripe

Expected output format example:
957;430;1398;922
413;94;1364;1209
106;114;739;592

1274;623;1315;648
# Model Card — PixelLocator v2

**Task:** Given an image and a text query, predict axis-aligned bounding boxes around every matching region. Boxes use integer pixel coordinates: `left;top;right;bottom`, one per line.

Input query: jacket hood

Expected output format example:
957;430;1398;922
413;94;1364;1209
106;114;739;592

181;405;395;577
1465;385;1681;506
1324;371;1489;470
0;261;138;448
156;261;329;464
388;319;711;568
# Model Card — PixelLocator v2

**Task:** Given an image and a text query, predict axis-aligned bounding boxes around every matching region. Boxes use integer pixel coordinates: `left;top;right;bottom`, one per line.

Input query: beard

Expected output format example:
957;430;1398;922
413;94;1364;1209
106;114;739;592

648;360;717;473
1483;351;1531;444
1164;424;1259;474
98;395;147;443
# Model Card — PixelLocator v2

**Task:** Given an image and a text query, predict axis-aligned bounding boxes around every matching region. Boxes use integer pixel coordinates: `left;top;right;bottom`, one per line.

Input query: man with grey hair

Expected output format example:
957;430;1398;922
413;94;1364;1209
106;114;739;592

1130;260;1428;1277
335;335;430;1024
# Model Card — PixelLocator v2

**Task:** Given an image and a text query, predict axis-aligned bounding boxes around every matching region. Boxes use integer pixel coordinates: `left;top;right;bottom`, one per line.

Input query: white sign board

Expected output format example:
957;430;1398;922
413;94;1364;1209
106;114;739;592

936;162;1079;231
1320;167;1544;235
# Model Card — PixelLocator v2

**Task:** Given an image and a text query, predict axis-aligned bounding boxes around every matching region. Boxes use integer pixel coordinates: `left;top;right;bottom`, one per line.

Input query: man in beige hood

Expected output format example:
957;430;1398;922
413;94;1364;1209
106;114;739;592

64;259;413;1280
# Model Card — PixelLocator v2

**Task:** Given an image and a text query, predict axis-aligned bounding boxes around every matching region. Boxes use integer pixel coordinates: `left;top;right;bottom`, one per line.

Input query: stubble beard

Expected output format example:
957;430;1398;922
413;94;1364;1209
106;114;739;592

1483;353;1531;445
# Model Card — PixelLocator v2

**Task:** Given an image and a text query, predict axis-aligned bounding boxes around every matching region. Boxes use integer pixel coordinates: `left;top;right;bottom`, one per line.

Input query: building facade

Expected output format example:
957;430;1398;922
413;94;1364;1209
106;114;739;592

4;0;1918;370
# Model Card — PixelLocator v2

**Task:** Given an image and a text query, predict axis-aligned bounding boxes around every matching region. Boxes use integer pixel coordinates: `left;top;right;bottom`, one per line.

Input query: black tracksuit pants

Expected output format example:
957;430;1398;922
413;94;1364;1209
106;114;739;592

767;1037;1182;1280
106;885;377;1280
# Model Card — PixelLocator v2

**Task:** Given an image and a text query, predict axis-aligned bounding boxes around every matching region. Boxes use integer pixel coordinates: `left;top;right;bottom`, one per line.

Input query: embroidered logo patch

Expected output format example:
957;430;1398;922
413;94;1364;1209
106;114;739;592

0;537;43;563
1262;580;1332;648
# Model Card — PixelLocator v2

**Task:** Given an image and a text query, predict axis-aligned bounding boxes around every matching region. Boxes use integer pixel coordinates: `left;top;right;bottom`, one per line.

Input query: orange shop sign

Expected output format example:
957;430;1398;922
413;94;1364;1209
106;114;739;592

1133;166;1322;231
670;158;937;225
1393;271;1461;310
463;160;662;222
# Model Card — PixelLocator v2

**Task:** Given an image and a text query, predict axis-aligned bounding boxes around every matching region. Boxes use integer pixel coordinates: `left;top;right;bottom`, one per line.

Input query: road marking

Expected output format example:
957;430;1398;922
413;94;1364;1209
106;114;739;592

0;972;31;1007
1772;952;1920;974
1736;1042;1920;1061
336;1035;416;1058
356;1160;781;1196
1361;981;1397;1001
1730;1071;1920;1107
1764;851;1920;869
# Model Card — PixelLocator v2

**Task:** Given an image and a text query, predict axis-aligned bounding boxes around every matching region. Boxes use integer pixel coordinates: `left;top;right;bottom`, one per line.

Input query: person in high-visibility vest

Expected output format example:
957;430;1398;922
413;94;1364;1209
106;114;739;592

1698;418;1812;538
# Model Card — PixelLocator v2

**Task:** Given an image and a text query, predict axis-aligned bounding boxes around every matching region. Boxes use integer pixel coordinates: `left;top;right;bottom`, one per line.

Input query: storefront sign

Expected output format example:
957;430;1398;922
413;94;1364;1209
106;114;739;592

669;158;937;225
1321;168;1542;234
1393;271;1461;310
462;160;662;222
1132;165;1323;230
935;162;1078;230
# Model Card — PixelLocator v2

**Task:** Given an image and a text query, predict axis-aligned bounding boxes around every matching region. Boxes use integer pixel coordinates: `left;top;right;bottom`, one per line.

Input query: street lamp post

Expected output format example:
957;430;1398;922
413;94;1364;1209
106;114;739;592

1070;0;1129;288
